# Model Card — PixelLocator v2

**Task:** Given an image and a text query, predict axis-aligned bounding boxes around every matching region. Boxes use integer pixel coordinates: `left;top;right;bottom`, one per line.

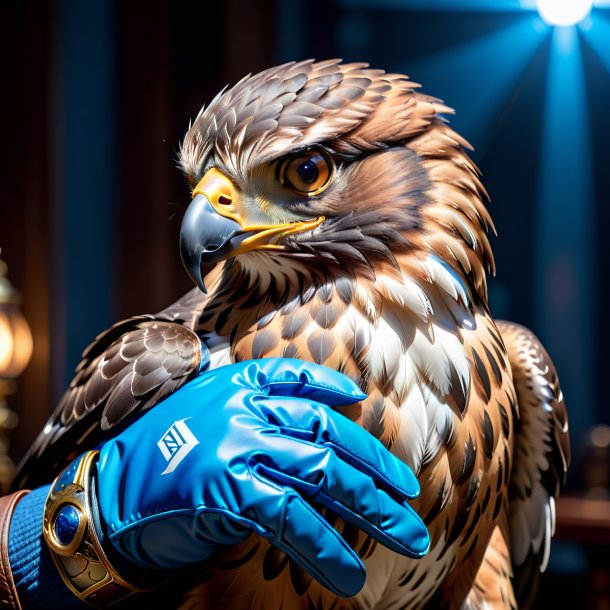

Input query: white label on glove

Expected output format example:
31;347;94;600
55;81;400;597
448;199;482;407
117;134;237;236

157;418;200;475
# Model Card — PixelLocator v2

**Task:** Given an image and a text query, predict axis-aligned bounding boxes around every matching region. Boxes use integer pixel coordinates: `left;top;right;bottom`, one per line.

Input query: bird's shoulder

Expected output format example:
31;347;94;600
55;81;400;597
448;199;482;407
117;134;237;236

13;288;208;489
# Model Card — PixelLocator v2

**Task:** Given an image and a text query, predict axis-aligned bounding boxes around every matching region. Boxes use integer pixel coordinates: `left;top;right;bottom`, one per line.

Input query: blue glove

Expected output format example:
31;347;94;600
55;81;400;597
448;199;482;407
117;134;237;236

96;359;429;597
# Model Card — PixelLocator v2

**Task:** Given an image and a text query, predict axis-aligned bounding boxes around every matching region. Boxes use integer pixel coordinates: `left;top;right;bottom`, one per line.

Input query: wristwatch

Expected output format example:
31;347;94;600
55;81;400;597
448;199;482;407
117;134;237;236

43;451;162;607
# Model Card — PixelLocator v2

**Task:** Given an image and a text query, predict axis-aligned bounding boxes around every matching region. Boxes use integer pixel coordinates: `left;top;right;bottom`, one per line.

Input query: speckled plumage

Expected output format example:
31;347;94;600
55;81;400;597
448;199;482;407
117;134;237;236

16;60;569;610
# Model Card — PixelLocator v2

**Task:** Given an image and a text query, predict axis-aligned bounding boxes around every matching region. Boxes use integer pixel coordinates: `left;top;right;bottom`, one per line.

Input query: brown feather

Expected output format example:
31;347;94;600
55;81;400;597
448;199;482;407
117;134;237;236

496;321;570;610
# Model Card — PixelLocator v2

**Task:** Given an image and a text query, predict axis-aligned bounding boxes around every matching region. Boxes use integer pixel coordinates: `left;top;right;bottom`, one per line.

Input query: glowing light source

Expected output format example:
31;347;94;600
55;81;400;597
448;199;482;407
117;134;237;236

0;257;32;494
0;259;33;379
537;0;593;26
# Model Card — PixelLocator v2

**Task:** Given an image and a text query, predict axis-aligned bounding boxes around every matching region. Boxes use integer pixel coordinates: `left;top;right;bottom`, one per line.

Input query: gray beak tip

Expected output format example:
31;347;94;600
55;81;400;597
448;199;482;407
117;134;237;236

180;193;242;293
197;276;208;294
179;241;208;294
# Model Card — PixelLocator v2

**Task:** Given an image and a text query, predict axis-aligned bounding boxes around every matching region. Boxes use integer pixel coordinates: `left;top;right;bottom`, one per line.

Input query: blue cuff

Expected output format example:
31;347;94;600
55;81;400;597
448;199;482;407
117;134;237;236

8;485;87;609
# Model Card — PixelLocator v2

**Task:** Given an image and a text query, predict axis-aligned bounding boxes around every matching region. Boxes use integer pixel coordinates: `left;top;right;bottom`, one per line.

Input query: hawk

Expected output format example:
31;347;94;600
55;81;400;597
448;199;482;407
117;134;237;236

15;59;569;610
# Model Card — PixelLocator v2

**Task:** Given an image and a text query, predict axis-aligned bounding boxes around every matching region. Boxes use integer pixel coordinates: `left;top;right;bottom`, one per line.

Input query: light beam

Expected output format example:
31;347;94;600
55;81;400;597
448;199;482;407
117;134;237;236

534;27;596;441
394;18;548;149
581;13;610;74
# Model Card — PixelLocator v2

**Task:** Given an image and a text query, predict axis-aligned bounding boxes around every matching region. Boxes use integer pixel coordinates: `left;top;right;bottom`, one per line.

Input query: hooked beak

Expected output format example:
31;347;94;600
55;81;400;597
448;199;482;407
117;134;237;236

180;168;324;292
179;193;241;293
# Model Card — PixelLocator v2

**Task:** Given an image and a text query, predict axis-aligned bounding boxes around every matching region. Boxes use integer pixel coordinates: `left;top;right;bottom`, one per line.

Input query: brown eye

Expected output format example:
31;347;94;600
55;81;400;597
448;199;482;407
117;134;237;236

279;151;333;196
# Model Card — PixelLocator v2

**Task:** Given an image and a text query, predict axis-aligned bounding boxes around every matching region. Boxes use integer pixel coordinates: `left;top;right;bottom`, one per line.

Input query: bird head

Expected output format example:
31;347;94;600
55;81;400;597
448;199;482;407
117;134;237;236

179;59;495;302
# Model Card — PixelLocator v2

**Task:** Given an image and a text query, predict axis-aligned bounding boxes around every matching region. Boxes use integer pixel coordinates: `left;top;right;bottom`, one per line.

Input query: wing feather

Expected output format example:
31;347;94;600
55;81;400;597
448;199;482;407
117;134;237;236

497;321;570;610
13;304;206;489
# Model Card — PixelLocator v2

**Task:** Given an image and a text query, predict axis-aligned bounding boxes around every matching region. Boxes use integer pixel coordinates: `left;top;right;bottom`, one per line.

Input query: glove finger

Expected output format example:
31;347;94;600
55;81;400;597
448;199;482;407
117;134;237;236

252;436;429;557
256;396;420;500
235;476;366;597
242;358;367;407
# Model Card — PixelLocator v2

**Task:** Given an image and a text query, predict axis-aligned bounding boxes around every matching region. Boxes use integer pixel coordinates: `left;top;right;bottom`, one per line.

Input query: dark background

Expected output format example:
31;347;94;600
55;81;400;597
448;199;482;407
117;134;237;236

1;0;608;606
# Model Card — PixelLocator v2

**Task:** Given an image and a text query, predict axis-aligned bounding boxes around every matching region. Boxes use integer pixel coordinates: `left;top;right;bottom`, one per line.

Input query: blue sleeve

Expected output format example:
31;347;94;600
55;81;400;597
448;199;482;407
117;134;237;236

8;486;86;609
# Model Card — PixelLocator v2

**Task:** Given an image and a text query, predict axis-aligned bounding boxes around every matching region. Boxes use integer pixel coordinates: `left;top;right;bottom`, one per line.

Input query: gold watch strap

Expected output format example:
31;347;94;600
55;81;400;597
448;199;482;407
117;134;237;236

43;450;160;607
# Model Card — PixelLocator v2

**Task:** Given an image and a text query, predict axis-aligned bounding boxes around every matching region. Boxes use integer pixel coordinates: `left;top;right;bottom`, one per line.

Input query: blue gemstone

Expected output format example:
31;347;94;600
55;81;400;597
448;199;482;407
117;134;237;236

54;505;81;546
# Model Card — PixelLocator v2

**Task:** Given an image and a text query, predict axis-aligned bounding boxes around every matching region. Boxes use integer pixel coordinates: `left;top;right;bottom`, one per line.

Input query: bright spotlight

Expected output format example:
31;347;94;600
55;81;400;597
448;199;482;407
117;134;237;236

537;0;593;26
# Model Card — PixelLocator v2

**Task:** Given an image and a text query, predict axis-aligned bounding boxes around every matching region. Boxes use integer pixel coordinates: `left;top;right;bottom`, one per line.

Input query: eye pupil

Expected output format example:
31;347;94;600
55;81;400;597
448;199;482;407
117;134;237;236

279;151;333;196
297;161;319;184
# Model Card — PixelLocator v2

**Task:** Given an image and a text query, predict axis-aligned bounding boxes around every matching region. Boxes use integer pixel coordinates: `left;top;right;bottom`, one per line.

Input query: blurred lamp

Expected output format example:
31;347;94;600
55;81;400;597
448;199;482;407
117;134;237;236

0;259;33;381
537;0;593;26
0;255;33;493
